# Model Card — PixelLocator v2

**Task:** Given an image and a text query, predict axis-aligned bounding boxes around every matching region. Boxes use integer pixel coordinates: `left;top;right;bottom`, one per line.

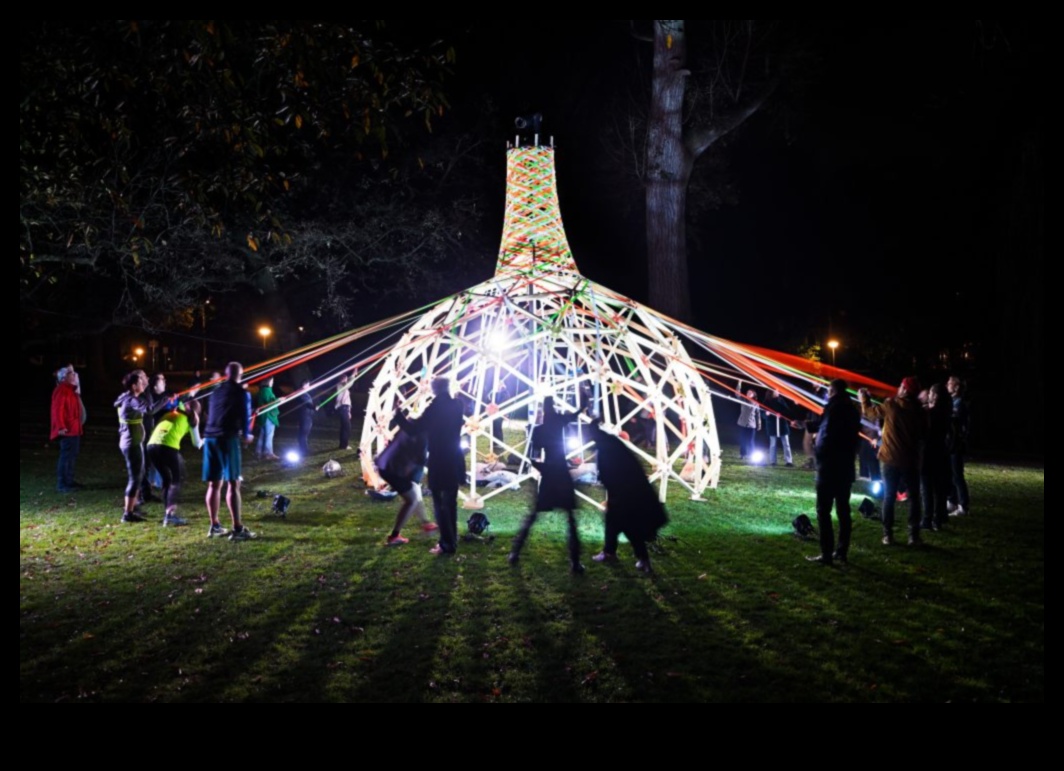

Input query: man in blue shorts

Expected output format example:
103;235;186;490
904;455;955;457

202;362;257;541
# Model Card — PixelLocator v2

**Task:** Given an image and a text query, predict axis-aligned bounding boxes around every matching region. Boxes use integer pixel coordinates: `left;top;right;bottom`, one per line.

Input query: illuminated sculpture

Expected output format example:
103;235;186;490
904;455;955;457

359;139;723;508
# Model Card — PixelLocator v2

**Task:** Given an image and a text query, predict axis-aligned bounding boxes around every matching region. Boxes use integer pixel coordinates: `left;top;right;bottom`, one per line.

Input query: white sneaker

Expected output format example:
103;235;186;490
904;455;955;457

229;526;258;542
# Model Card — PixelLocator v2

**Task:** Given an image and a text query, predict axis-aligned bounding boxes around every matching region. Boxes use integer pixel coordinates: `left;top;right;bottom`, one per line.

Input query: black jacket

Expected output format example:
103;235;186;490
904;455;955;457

204;381;252;440
592;424;668;539
397;395;466;489
805;392;861;484
761;395;793;438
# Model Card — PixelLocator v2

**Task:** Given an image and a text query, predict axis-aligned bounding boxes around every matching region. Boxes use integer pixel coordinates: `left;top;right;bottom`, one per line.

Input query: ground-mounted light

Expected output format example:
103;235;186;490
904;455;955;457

271;495;291;518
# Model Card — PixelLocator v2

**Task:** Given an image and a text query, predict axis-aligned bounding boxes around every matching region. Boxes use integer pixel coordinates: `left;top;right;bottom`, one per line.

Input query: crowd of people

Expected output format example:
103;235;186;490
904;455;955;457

795;375;973;564
46;362;972;570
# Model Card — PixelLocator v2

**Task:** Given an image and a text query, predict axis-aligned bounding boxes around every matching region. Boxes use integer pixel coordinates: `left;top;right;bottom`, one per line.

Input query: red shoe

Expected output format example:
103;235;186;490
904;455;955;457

385;534;409;547
896;492;909;503
422;522;439;533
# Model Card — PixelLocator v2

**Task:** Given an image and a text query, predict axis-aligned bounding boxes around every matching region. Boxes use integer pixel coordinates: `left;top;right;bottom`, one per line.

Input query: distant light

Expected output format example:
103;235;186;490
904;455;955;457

460;437;470;451
750;450;766;465
566;436;581;452
872;481;883;496
285;451;302;465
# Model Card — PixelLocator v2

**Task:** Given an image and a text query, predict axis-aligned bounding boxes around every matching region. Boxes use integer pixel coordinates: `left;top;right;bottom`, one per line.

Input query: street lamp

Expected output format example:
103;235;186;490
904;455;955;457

259;326;272;351
827;339;840;368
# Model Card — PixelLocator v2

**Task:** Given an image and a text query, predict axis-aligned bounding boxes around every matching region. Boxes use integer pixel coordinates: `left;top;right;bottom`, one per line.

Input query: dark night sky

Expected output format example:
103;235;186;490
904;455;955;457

24;20;1043;450
436;19;1042;380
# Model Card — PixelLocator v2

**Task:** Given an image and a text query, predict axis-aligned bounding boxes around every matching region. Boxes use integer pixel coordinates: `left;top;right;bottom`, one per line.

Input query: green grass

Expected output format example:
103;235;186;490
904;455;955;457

20;421;1043;702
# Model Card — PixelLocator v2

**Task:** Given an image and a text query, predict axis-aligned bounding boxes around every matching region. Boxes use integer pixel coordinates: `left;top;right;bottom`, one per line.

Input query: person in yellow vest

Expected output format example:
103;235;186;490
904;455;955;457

146;391;205;527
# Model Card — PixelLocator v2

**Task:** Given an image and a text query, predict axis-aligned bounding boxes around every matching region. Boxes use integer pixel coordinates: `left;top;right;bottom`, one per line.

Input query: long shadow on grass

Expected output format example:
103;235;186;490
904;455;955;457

342;543;462;703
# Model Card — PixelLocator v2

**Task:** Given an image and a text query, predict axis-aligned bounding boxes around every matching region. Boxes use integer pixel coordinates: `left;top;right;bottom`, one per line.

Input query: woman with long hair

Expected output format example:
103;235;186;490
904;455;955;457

115;370;150;523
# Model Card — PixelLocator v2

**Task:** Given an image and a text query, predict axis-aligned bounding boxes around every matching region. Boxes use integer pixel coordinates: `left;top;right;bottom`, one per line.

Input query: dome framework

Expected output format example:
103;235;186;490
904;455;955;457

359;142;722;509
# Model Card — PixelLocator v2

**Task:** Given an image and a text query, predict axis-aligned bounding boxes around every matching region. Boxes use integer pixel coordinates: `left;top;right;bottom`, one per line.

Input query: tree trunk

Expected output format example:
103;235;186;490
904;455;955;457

646;20;694;321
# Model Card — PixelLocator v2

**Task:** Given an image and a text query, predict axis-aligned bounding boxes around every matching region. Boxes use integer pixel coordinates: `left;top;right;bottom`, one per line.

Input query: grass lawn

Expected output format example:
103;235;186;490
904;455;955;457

20;418;1043;702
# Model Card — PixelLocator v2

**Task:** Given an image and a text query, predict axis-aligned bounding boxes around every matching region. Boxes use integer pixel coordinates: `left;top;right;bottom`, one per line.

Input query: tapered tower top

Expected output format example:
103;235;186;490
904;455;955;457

494;144;580;278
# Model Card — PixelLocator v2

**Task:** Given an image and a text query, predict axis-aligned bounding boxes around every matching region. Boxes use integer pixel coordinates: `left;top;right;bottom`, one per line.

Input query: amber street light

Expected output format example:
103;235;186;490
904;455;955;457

259;326;272;351
827;339;840;368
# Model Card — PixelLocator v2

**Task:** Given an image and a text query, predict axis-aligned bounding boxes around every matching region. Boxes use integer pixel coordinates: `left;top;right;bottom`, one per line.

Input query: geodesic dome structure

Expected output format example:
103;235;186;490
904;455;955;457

359;141;722;509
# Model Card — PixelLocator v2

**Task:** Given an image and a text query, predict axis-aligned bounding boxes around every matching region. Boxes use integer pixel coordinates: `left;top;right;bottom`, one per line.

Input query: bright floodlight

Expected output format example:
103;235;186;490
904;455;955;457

872;481;883;496
566;436;581;452
488;329;509;352
750;450;766;465
285;450;301;465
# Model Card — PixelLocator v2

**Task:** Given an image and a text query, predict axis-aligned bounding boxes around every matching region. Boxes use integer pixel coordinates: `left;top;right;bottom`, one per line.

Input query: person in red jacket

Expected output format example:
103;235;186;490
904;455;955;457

51;366;85;493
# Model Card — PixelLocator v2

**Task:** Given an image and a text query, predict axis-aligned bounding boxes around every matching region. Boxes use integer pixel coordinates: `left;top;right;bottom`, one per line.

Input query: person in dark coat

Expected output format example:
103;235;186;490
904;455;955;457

797;378;861;565
295;380;315;456
141;372;172;503
589;421;669;573
509;396;583;573
396;377;466;555
858;417;882;482
946;375;972;517
202;362;256;541
921;383;953;531
376;427;436;546
860;377;927;546
762;390;795;466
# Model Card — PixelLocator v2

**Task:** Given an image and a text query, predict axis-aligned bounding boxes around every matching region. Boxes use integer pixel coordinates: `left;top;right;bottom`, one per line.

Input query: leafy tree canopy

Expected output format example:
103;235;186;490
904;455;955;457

21;19;464;332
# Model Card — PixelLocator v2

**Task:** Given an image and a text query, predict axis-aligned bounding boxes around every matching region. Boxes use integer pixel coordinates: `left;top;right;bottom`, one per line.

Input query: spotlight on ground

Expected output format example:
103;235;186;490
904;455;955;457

750;450;766;465
284;450;302;465
272;495;291;518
